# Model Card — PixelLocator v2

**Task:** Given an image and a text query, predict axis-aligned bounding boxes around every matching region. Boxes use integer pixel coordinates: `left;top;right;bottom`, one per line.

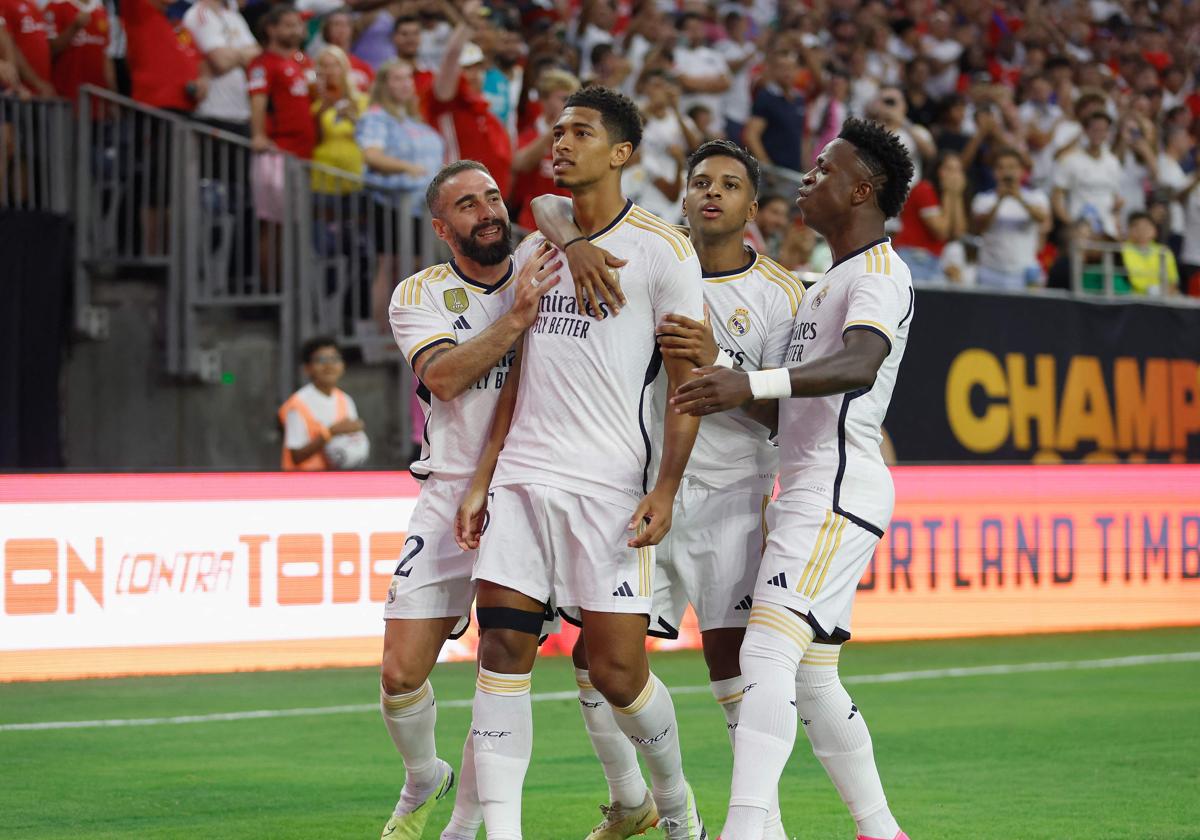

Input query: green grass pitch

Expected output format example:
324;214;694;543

3;627;1199;839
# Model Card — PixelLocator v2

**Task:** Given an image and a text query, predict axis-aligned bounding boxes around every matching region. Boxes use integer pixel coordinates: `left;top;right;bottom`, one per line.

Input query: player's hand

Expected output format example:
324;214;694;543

455;485;489;551
509;241;563;328
564;238;627;319
670;366;754;416
329;418;365;436
657;305;719;368
627;487;674;548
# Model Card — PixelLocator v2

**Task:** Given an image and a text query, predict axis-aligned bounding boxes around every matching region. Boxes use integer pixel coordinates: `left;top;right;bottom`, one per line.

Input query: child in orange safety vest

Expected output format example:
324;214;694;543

278;336;370;470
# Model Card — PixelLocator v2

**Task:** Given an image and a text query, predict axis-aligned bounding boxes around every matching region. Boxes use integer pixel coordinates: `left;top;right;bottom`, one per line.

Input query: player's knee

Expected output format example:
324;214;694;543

477;628;538;674
740;626;804;673
586;656;647;708
701;628;746;682
380;656;429;696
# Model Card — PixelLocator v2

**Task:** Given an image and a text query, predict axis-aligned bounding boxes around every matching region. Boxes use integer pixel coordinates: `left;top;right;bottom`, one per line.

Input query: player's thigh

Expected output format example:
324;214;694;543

579;609;652;705
682;489;768;632
474;484;555;605
381;616;460;694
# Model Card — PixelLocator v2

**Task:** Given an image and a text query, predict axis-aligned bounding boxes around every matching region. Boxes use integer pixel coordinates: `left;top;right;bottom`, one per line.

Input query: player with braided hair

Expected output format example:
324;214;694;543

674;117;915;840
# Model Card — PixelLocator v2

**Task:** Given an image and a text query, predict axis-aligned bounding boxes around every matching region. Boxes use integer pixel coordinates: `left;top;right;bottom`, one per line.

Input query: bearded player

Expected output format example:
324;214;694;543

379;160;562;840
673;118;915;840
532;139;803;840
456;86;708;840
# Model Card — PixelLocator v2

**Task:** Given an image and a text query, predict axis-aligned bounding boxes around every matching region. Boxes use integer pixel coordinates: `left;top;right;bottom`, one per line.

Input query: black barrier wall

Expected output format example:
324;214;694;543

884;289;1200;463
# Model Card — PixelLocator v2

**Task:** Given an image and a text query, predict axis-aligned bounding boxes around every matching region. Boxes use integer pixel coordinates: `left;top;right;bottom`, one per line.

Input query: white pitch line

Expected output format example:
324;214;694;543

3;651;1197;733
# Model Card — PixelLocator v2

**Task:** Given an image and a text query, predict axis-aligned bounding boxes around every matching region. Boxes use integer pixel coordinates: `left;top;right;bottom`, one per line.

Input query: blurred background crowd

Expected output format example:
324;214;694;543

3;0;1199;293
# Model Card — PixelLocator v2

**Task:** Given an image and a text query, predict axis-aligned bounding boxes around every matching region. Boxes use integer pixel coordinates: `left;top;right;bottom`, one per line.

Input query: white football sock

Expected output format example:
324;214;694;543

440;728;483;840
713;675;786;837
380;680;441;814
721;604;813;840
796;644;900;840
577;668;648;807
472;667;533;840
610;673;688;821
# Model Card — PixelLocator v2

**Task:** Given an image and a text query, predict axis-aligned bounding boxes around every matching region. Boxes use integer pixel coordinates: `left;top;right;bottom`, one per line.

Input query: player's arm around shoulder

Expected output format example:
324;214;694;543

529;194;628;319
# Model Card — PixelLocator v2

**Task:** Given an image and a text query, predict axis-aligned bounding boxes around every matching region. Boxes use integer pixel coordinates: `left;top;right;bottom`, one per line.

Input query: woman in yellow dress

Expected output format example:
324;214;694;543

310;45;369;196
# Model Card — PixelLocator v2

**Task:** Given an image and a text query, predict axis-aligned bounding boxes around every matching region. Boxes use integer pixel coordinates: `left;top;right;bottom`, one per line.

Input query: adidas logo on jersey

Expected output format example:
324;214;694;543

612;581;634;597
767;572;788;587
733;595;753;611
452;315;472;330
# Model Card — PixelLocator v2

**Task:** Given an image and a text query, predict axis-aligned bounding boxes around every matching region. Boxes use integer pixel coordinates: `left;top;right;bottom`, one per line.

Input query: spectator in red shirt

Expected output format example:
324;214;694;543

424;3;512;198
893;152;969;283
120;0;206;112
322;10;373;93
0;0;54;96
45;0;113;102
248;5;314;158
512;68;579;231
391;14;431;99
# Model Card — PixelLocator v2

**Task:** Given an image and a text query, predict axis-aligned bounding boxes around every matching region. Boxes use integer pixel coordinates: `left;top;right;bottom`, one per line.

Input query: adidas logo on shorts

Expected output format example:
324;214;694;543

733;595;753;611
766;572;788;587
612;581;634;597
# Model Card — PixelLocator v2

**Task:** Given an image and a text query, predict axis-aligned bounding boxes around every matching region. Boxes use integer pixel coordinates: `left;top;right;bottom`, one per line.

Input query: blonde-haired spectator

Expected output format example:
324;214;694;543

356;58;444;329
311;45;367;195
512;67;580;230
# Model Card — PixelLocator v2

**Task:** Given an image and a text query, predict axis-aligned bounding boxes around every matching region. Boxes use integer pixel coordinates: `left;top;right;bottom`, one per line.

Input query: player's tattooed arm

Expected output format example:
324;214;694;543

671;330;889;416
657;305;721;369
530;194;627;319
455;339;525;551
628;355;701;548
416;244;561;402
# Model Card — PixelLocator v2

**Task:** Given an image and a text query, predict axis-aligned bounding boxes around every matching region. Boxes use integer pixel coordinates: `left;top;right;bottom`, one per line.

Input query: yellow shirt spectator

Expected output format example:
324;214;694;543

1121;213;1179;295
311;46;366;195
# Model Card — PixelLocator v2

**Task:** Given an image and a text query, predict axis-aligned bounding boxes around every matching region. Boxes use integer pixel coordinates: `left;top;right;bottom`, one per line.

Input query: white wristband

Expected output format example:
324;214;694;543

712;350;735;369
748;368;792;400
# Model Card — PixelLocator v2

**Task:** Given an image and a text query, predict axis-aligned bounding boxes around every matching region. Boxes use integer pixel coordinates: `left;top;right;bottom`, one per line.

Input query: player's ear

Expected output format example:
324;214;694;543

850;178;874;209
610;140;634;169
746;198;759;223
430;216;449;243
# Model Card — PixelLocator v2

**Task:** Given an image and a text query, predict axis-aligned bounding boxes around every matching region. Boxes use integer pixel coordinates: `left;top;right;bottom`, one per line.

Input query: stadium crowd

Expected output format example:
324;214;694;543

2;0;1199;293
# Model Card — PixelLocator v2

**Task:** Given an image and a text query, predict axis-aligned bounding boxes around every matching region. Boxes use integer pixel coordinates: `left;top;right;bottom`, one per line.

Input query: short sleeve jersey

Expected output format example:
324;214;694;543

44;0;109;101
672;251;804;493
247;50;316;158
777;238;915;536
422;77;513;198
492;201;705;510
120;0;201;111
389;259;517;481
0;0;50;81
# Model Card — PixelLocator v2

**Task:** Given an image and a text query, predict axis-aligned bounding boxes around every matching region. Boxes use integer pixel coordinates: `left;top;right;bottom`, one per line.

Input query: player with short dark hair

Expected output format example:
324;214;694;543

532;137;803;840
456;86;707;840
674;117;915;840
377;160;562;840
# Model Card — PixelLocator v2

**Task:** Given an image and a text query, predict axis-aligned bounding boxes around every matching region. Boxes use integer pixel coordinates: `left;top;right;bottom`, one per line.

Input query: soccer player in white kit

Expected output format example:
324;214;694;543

455;86;708;840
531;140;804;840
380;160;564;840
673;118;916;840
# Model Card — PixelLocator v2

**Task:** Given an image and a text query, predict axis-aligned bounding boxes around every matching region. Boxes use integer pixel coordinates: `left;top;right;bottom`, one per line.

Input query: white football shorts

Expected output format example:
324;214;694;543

650;478;770;637
383;475;473;638
751;499;882;641
474;483;655;618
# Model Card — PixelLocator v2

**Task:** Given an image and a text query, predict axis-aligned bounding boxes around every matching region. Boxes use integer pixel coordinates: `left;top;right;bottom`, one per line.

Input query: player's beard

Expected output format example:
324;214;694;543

454;219;513;266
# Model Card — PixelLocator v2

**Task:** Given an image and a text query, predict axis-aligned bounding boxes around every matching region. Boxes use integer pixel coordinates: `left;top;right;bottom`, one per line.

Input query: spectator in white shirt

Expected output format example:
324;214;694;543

1053;110;1124;237
673;11;731;132
1157;126;1195;251
715;9;758;144
574;0;615;80
973;148;1052;290
636;69;701;223
921;10;961;99
183;0;259;133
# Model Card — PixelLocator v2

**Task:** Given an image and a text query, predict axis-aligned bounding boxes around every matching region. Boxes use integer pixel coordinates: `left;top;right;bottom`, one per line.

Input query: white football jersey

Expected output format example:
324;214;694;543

776;238;915;536
389;259;517;481
493;201;705;511
651;250;804;494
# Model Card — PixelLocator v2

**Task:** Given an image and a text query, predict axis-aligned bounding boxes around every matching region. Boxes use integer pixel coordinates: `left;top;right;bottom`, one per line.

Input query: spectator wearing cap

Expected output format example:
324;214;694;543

512;68;579;231
745;49;804;173
637;69;701;223
1121;211;1179;295
0;0;54;97
973;148;1052;290
424;3;511;198
321;10;374;93
44;0;113;102
715;9;757;144
673;12;730;138
1053;109;1124;237
182;0;258;134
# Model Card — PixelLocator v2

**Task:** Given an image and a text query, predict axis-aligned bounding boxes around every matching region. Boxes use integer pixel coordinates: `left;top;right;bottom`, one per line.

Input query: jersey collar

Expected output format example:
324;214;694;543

587;199;635;241
702;247;759;280
450;257;514;293
827;237;890;273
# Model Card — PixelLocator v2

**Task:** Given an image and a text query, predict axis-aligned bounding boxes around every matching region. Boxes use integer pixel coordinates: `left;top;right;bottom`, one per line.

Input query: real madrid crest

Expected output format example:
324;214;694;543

444;288;470;314
727;307;751;336
811;287;828;310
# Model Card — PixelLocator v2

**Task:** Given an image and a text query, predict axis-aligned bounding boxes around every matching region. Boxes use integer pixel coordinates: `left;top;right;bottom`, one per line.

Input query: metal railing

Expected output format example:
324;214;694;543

73;86;440;401
1070;239;1180;299
0;93;73;213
